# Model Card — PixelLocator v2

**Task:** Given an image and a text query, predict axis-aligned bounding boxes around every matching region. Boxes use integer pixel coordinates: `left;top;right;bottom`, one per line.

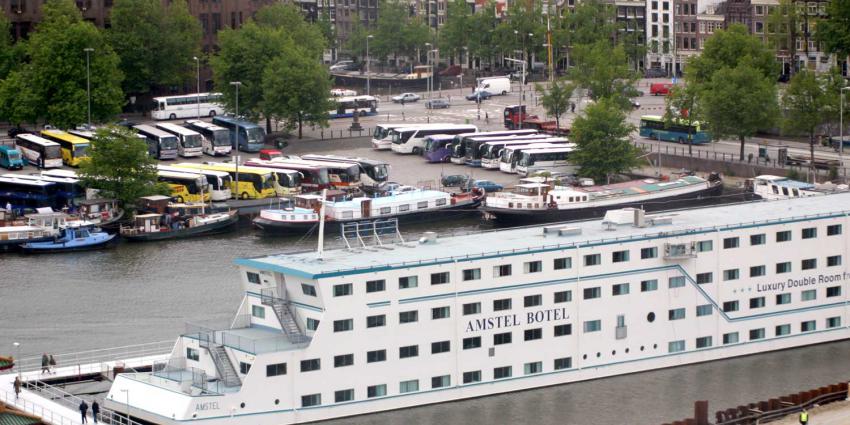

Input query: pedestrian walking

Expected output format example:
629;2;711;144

49;354;56;374
79;399;89;424
13;376;21;400
91;400;100;423
41;353;49;374
570;102;576;113
799;408;808;425
485;112;490;124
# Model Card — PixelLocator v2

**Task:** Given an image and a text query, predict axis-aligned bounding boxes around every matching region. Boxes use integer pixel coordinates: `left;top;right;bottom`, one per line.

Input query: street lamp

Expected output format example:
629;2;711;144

229;81;242;117
84;48;94;129
12;342;20;379
430;49;439;100
425;43;432;100
193;56;201;120
366;35;374;96
841;86;849;156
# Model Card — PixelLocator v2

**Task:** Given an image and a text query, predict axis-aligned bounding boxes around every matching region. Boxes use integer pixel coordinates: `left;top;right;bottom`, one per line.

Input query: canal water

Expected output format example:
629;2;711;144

3;214;849;425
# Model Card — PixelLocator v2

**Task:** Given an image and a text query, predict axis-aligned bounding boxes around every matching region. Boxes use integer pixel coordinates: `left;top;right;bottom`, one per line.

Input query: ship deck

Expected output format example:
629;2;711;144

235;192;850;279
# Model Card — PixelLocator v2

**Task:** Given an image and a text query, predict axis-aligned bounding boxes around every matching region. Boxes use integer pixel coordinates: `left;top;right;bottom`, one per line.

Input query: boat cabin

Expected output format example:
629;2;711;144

130;214;165;234
137;195;172;214
513;183;549;197
79;198;119;222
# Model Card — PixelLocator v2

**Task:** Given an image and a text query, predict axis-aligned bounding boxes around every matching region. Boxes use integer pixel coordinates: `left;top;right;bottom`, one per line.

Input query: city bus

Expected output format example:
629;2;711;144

184;120;232;156
329;95;379;119
638;115;711;144
155;123;203;157
244;159;331;193
372;124;406;150
40;130;90;167
156;170;211;203
0;176;60;211
212;116;265;152
499;140;573;173
157;165;232;201
151;93;224;120
134;125;179;160
448;129;538;164
4;173;84;209
464;134;553;167
422;135;457;163
15;134;63;169
390;124;479;155
175;163;286;199
300;154;389;189
515;146;578;177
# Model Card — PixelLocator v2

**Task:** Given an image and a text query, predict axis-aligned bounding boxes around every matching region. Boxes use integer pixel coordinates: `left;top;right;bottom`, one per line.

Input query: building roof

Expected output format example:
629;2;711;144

235;192;850;280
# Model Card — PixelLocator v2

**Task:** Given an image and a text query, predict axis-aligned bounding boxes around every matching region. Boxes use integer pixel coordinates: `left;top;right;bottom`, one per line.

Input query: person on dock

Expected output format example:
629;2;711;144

91;400;100;423
79;399;89;424
799;408;808;425
48;354;56;374
41;353;49;374
13;376;21;400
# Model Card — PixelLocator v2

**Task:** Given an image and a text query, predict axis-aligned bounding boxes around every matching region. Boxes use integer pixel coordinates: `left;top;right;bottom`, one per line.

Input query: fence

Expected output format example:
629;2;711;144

16;379;147;425
0;388;79;425
13;340;173;375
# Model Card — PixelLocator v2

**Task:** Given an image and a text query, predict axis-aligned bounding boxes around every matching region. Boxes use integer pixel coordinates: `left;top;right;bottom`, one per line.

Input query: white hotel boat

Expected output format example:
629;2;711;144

107;193;850;424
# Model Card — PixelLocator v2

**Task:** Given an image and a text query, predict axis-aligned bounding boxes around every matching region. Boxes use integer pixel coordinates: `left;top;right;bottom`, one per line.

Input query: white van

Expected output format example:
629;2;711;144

476;76;511;95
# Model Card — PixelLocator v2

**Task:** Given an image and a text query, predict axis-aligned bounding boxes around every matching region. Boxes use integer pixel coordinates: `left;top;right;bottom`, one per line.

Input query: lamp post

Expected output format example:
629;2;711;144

841;86;849;157
431;48;439;99
366;35;374;96
84;48;94;129
13;342;20;379
425;42;432;101
229;81;241;117
194;56;201;120
505;57;526;129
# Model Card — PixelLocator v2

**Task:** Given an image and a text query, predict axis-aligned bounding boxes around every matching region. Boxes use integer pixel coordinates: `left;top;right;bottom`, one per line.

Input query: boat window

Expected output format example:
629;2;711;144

792;189;799;197
436;198;447;206
380;207;391;214
399;204;410;212
418;201;428;209
772;185;778;194
782;187;789;196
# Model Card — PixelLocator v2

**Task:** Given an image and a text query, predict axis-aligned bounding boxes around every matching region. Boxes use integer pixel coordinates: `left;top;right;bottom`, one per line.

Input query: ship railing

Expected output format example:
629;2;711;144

184;322;303;354
17;379;147;425
12;340;174;375
151;361;223;395
311;208;850;275
0;388;79;425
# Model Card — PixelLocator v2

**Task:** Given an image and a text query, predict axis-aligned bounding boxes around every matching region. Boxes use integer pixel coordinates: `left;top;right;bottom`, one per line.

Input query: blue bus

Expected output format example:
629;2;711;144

0;146;24;170
212;116;266;152
0;176;60;211
328;95;378;119
4;174;84;209
639;115;710;144
423;135;458;163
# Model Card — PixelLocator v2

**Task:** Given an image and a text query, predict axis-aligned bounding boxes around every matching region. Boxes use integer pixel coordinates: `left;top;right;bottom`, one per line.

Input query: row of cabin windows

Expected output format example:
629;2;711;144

668;317;842;353
296;357;573;407
373;198;448;216
721;285;842;313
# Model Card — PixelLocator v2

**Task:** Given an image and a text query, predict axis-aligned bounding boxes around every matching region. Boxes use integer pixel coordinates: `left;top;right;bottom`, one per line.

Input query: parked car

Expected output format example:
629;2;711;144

644;67;668;78
441;174;470;188
329;60;354;71
259;149;283;160
392;93;421;103
466;90;494;102
425;99;450;109
472;180;503;193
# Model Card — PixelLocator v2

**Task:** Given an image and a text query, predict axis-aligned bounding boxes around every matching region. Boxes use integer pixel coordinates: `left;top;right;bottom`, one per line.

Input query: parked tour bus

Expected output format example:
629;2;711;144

0;176;59;211
465;134;553;167
134;125;179;160
244;159;331;193
391;124;479;155
422;135;459;163
5;173;84;208
264;157;361;190
184;120;232;156
499;140;573;173
0;146;24;170
300;154;389;189
178;162;299;199
14;134;62;169
328;95;379;119
40;130;90;167
449;129;538;164
156;170;211;203
638;115;711;144
156;123;203;157
212;116;265;152
73;127;157;157
372;124;406;150
478;137;568;169
151;93;224;120
515;146;578;177
157;165;232;201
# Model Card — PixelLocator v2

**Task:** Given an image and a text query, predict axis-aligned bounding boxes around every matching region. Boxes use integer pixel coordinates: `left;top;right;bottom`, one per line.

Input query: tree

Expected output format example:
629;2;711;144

766;0;801;76
817;0;850;59
371;0;432;65
568;41;638;110
535;79;574;130
78;126;168;209
701;62;778;161
686;24;778;84
255;3;326;59
263;54;333;139
570;98;640;183
109;0;201;95
0;13;21;81
343;19;370;61
781;69;842;178
439;0;473;58
664;84;701;155
0;0;124;128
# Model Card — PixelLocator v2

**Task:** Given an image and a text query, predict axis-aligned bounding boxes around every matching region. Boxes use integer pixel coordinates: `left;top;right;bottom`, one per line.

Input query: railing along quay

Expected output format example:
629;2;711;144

12;340;173;374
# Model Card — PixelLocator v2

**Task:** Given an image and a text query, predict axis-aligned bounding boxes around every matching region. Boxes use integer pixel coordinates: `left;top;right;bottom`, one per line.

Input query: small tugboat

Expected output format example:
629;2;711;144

21;221;115;253
120;196;238;241
481;172;723;224
254;187;484;234
745;175;849;200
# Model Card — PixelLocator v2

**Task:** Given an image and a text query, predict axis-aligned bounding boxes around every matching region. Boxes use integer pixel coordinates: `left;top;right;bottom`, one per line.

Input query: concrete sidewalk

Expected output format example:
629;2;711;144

772;400;850;425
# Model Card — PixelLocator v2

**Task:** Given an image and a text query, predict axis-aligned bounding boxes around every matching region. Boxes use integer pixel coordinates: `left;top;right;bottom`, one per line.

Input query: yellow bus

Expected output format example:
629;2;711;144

157;170;212;203
40;130;91;167
174;163;295;199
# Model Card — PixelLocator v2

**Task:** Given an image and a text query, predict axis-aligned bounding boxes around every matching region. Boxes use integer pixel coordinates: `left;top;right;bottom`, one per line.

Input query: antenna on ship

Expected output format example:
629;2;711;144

317;188;327;259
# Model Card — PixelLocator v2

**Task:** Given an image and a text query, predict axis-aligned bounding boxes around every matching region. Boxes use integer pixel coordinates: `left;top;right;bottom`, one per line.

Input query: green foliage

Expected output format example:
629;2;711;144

701;62;778;160
568;41;638;110
439;0;473;57
0;13;19;81
535;79;574;129
0;0;124;128
78;126;167;209
370;0;432;62
343;20;370;60
255;4;326;58
262;55;333;139
817;0;850;58
686;24;778;84
781;69;843;171
663;84;701;154
563;0;617;47
570;98;640;183
766;0;800;75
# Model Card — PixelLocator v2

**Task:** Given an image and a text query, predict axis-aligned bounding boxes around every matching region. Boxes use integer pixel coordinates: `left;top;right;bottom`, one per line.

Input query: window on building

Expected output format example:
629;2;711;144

333;319;353;332
494;366;512;379
696;240;713;252
584;254;601;266
463;302;481;315
697;272;714;284
802;258;817;270
334;354;354;367
668;308;686;320
524;260;543;274
431;375;450;389
246;272;261;284
524;328;543;341
554;257;572;270
300;359;321;372
723;237;739;249
776;230;792;242
776;292;791;304
431;306;450;320
583;320;602;333
641;279;658;292
462;370;482;383
493;298;512;311
827;286;842;298
696;304;712;317
186;347;199;361
612;283;630;296
827;224;842;236
750;233;766;245
775;324;791;336
723;269;739;281
462;268;481;281
431;272;450;285
554;357;573;370
366;314;385;328
641;247;658;259
524;361;543;375
306;318;320;331
827;317;842;328
612;250;630;263
366;279;386;293
366;350;386;363
801;320;816;332
301;284;317;296
463;336;481;349
399;379;419;393
669;276;686;288
399;345;419;359
554;290;572;303
802;289;817;301
399;276;418;289
802;227;817;239
749;328;765;340
723;332;739;344
584;287;601;299
431;341;451;354
333;283;353;296
251;305;265;319
493;264;512;277
723;300;739;312
493;332;512;345
524;295;542;307
749;297;765;309
828;255;842;267
399;310;418;323
301;393;321;407
750;265;766;277
776;262;792;273
367;384;386;398
696;336;712;349
554;324;572;337
668;340;685;353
